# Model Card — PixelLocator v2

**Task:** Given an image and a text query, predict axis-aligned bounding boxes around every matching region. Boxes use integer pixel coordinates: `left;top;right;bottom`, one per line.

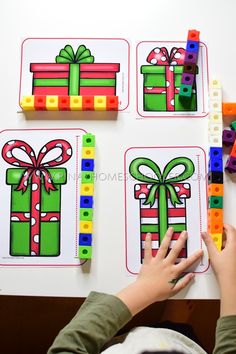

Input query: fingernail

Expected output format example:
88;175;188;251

190;274;195;280
168;227;174;232
146;233;152;240
181;230;188;238
201;232;207;239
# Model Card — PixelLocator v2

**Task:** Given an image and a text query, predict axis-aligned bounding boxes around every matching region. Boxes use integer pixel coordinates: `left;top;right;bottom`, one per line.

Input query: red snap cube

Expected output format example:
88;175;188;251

82;96;94;110
58;96;70;110
106;96;118;111
34;95;46;110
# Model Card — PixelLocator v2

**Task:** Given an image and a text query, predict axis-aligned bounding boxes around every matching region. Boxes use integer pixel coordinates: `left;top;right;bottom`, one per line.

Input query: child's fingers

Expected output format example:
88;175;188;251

143;233;152;264
201;232;218;259
156;227;174;260
172;273;195;293
223;224;236;246
166;231;188;264
176;249;203;273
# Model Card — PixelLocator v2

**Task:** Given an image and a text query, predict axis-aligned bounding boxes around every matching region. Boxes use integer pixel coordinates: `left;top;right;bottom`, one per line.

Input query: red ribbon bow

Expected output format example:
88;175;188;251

2;139;72;256
145;47;186;111
147;47;185;66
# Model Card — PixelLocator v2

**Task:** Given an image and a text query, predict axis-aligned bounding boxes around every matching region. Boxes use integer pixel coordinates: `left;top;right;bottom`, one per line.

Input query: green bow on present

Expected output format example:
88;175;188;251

129;157;195;242
55;44;95;95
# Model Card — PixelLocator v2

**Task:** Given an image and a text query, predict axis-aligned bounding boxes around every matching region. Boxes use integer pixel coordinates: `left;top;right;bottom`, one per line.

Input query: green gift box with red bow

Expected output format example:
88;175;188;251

141;47;198;111
30;44;120;96
129;157;195;259
2;139;72;257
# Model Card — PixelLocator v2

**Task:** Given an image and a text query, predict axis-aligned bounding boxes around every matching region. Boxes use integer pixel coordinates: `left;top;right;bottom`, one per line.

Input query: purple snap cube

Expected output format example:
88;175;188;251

181;73;194;86
222;129;236;147
185;51;198;64
225;156;236;173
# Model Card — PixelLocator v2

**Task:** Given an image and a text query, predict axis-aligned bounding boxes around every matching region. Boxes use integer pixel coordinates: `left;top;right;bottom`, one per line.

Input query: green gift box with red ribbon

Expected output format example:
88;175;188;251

30;44;120;96
141;47;198;111
129;157;195;259
2;140;72;257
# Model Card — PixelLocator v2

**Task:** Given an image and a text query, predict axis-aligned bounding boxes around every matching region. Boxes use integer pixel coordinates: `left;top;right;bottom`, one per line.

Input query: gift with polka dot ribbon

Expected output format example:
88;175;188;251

141;47;198;112
2;139;72;257
129;157;194;262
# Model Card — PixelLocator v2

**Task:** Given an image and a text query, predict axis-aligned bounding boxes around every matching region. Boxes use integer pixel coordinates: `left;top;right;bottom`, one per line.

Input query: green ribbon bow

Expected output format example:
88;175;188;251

129;157;194;243
55;44;95;95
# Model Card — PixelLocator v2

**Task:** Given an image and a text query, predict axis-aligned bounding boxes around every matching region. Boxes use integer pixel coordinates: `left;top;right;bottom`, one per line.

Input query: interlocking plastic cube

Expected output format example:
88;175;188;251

46;96;58;110
20;96;35;110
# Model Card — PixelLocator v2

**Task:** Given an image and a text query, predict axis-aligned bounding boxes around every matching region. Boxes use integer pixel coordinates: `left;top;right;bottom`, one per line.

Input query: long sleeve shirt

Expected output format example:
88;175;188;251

47;292;236;354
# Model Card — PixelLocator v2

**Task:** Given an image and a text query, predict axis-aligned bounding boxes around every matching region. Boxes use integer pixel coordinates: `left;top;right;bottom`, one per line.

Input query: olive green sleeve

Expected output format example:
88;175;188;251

213;315;236;354
47;291;132;354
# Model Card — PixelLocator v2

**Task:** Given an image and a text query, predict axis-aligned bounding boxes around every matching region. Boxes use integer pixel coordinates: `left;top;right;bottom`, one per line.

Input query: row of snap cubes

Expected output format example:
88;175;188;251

79;133;95;259
208;79;223;251
179;29;200;103
20;95;118;111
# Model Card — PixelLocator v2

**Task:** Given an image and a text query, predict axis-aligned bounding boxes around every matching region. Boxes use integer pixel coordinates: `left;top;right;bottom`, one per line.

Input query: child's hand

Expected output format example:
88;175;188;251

137;227;203;302
116;227;203;315
202;224;236;316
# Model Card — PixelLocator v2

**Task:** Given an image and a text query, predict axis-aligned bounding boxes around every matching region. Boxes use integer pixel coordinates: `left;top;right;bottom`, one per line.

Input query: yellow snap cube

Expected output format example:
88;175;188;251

211;233;222;251
94;96;106;111
81;183;94;196
209;112;222;124
46;96;58;110
80;221;93;233
20;96;35;110
70;96;82;110
209;80;221;89
82;147;95;159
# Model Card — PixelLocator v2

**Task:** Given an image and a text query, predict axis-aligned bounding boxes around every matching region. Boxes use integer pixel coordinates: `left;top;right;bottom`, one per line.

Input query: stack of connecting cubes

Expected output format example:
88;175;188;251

208;80;223;250
79;134;95;259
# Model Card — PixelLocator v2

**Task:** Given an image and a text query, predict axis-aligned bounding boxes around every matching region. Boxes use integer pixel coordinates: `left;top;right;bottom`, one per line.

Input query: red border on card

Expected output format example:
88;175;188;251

136;41;209;119
0;128;88;267
19;37;130;111
124;145;209;275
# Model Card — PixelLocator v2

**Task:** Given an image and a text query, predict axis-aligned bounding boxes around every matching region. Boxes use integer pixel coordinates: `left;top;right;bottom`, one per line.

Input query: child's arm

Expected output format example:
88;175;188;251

47;291;132;354
117;228;203;315
202;225;236;354
47;228;203;354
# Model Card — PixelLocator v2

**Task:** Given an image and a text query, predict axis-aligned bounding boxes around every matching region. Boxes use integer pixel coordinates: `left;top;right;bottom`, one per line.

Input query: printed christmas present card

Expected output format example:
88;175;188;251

125;146;209;274
136;41;208;118
0;128;93;266
19;38;129;110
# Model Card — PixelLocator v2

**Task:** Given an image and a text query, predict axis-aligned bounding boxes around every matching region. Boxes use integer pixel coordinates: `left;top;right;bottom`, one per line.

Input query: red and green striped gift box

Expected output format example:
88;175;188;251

135;183;191;260
30;63;120;96
30;44;120;96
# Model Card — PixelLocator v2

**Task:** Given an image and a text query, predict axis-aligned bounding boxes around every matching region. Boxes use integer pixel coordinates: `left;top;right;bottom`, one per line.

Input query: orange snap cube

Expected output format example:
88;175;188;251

208;209;223;233
230;140;236;158
208;183;224;197
222;103;236;116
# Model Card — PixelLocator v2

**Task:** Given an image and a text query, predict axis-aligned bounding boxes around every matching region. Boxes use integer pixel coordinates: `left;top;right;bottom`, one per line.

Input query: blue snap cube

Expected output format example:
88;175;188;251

209;147;223;160
208;158;223;172
81;159;94;171
186;40;199;53
80;196;93;208
79;233;92;246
